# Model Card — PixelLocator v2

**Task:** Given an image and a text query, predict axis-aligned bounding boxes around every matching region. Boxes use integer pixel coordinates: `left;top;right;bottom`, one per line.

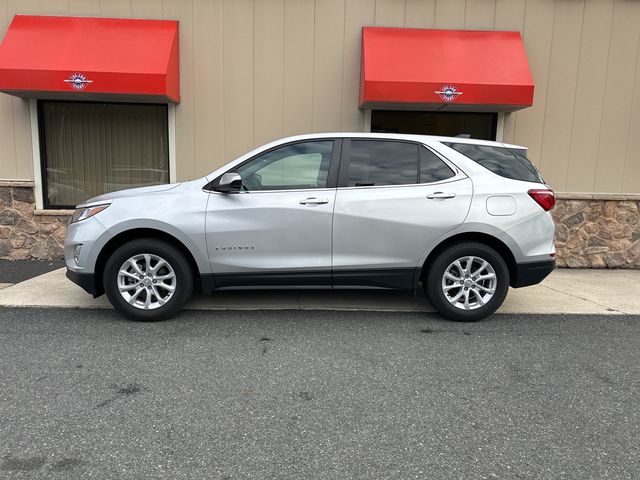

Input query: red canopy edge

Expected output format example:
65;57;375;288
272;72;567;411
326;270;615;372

0;15;180;103
360;27;534;112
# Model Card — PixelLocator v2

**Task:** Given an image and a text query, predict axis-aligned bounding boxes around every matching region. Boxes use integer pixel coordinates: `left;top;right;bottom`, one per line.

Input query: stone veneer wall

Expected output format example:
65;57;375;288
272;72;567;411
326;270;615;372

552;194;640;268
1;183;639;267
0;182;70;260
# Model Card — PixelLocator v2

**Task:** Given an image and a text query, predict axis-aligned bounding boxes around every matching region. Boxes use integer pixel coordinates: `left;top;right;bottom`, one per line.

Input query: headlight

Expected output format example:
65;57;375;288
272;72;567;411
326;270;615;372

70;204;110;224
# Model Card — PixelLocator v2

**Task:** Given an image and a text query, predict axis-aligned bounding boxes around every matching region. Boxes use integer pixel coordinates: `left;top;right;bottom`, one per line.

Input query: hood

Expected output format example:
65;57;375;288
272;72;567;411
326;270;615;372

79;183;182;206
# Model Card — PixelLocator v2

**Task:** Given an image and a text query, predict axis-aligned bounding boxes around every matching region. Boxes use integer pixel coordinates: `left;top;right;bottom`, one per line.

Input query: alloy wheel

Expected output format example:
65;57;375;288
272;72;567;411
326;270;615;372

117;253;177;310
441;255;497;311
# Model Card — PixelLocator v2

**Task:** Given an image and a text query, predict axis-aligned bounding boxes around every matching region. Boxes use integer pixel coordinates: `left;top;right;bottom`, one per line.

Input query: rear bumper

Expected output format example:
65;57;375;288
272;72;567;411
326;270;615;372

66;268;99;296
511;260;555;288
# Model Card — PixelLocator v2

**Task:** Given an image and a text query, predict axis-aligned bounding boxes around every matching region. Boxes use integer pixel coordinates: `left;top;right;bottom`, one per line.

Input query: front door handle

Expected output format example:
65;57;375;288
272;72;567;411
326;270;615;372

427;192;456;200
299;197;329;206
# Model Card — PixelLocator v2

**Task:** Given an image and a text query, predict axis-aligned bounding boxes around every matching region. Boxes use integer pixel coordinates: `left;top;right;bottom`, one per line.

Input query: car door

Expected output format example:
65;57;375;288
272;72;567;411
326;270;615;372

332;139;472;288
205;139;340;288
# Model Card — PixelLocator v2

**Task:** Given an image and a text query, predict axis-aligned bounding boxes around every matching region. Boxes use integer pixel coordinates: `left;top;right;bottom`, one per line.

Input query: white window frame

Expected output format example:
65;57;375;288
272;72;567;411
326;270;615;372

496;112;505;142
29;99;177;210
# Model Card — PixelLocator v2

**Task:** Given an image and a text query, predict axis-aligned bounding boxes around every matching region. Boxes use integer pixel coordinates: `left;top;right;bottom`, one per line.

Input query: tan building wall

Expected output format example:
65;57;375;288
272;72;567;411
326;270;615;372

0;0;639;195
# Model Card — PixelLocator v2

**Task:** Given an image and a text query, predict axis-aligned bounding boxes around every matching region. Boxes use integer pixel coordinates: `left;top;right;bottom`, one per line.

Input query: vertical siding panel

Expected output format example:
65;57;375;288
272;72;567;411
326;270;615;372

434;0;466;29
193;0;224;173
623;40;640;194
374;0;405;26
341;0;375;131
69;0;99;15
100;0;131;17
6;0;37;180
254;0;285;146
163;0;196;180
283;0;314;135
37;0;69;15
494;0;525;144
12;98;32;180
5;1;38;20
404;0;436;28
221;0;254;161
465;0;495;30
0;0;16;179
511;0;555;169
494;0;525;30
564;0;614;192
538;0;585;192
0;2;8;55
131;0;163;19
311;0;345;132
594;0;640;192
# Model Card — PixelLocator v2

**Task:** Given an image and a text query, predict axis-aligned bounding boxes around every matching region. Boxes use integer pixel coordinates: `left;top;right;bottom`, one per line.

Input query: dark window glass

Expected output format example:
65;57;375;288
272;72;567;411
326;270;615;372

235;141;333;191
444;143;544;183
371;110;497;141
420;147;455;183
40;101;169;208
347;140;418;187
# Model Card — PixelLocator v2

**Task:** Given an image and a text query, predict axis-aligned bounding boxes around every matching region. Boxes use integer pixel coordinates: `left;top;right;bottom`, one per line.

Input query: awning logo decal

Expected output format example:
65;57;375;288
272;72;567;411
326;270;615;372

64;73;93;90
435;85;463;102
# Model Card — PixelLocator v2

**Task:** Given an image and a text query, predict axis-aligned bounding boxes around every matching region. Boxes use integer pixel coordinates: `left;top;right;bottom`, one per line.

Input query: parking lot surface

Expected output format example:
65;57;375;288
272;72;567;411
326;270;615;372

0;308;638;479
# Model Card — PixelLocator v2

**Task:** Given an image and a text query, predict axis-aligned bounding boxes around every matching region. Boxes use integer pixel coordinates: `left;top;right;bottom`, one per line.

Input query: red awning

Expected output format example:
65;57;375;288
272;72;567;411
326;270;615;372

0;15;179;103
360;27;533;112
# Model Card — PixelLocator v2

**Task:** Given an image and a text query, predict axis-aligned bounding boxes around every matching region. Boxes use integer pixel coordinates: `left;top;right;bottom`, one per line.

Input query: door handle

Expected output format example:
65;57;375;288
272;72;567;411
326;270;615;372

427;192;456;200
299;197;329;206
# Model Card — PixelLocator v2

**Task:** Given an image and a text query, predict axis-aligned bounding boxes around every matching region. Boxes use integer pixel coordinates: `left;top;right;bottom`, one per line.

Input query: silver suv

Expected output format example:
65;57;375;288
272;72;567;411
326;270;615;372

65;133;556;322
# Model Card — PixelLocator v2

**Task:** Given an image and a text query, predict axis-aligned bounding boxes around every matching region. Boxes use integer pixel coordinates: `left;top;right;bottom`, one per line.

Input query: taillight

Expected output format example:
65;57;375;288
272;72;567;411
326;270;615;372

528;189;555;211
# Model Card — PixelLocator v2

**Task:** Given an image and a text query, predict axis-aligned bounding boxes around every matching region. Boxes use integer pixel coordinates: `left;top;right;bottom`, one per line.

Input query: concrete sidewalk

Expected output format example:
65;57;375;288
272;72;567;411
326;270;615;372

0;267;638;315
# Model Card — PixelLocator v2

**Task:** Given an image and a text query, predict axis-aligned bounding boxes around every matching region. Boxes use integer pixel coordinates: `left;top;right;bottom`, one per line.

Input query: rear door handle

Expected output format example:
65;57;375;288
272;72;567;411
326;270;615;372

427;192;456;200
299;197;329;206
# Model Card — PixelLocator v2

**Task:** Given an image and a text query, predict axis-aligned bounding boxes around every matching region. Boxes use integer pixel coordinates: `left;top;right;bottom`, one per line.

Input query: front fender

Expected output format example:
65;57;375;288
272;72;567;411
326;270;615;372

100;219;212;275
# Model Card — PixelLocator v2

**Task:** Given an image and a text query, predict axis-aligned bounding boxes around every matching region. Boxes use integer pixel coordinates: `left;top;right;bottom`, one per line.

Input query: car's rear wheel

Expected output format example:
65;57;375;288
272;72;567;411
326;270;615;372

104;238;194;321
425;242;509;322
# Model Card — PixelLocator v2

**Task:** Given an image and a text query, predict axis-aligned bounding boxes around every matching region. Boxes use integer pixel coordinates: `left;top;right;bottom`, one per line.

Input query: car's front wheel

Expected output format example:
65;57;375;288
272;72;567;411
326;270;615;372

425;242;509;322
103;238;194;321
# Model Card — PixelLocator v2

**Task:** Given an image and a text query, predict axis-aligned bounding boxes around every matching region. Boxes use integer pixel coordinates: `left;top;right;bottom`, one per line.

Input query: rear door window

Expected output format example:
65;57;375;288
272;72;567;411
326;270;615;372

444;143;544;183
345;140;418;187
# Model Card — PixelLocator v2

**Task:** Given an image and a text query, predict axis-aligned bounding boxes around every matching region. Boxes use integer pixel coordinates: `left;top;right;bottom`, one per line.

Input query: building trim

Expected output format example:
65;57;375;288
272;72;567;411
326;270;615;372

0;179;34;187
556;192;640;201
496;112;505;142
34;209;73;216
168;103;177;183
363;108;371;132
29;99;44;210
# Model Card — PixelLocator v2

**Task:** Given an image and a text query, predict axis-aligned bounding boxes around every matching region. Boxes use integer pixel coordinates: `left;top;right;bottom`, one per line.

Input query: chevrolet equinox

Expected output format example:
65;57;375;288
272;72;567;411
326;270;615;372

65;133;556;322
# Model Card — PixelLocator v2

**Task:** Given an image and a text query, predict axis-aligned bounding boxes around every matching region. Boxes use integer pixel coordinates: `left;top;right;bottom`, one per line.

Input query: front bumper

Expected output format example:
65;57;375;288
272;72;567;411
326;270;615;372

66;268;99;296
511;259;555;288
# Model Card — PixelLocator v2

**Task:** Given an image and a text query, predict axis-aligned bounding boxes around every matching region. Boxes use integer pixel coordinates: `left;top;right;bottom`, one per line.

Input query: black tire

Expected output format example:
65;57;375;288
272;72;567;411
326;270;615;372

103;238;194;322
424;242;509;322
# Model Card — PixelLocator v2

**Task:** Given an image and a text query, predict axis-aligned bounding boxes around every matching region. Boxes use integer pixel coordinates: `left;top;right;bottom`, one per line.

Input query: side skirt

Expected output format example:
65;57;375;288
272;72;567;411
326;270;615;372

200;268;417;293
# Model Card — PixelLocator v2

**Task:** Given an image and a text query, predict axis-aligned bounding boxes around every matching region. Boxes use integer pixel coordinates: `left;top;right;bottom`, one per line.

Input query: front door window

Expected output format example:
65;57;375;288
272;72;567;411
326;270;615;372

235;140;333;191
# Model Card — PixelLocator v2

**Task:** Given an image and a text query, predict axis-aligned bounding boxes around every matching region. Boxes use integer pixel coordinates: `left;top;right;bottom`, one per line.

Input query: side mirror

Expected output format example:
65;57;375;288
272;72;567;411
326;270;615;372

215;173;242;193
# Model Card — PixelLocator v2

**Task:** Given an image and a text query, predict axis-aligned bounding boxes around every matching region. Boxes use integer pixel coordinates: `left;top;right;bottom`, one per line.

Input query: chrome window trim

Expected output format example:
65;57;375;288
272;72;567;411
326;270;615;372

209;186;338;195
335;175;467;191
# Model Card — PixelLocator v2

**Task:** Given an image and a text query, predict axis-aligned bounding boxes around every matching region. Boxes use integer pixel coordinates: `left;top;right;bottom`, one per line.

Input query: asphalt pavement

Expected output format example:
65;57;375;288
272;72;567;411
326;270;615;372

0;308;638;479
0;259;65;287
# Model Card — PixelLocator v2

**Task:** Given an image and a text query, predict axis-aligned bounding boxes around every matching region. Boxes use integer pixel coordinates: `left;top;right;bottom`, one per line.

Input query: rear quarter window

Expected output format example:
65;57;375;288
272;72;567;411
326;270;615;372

444;143;544;184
